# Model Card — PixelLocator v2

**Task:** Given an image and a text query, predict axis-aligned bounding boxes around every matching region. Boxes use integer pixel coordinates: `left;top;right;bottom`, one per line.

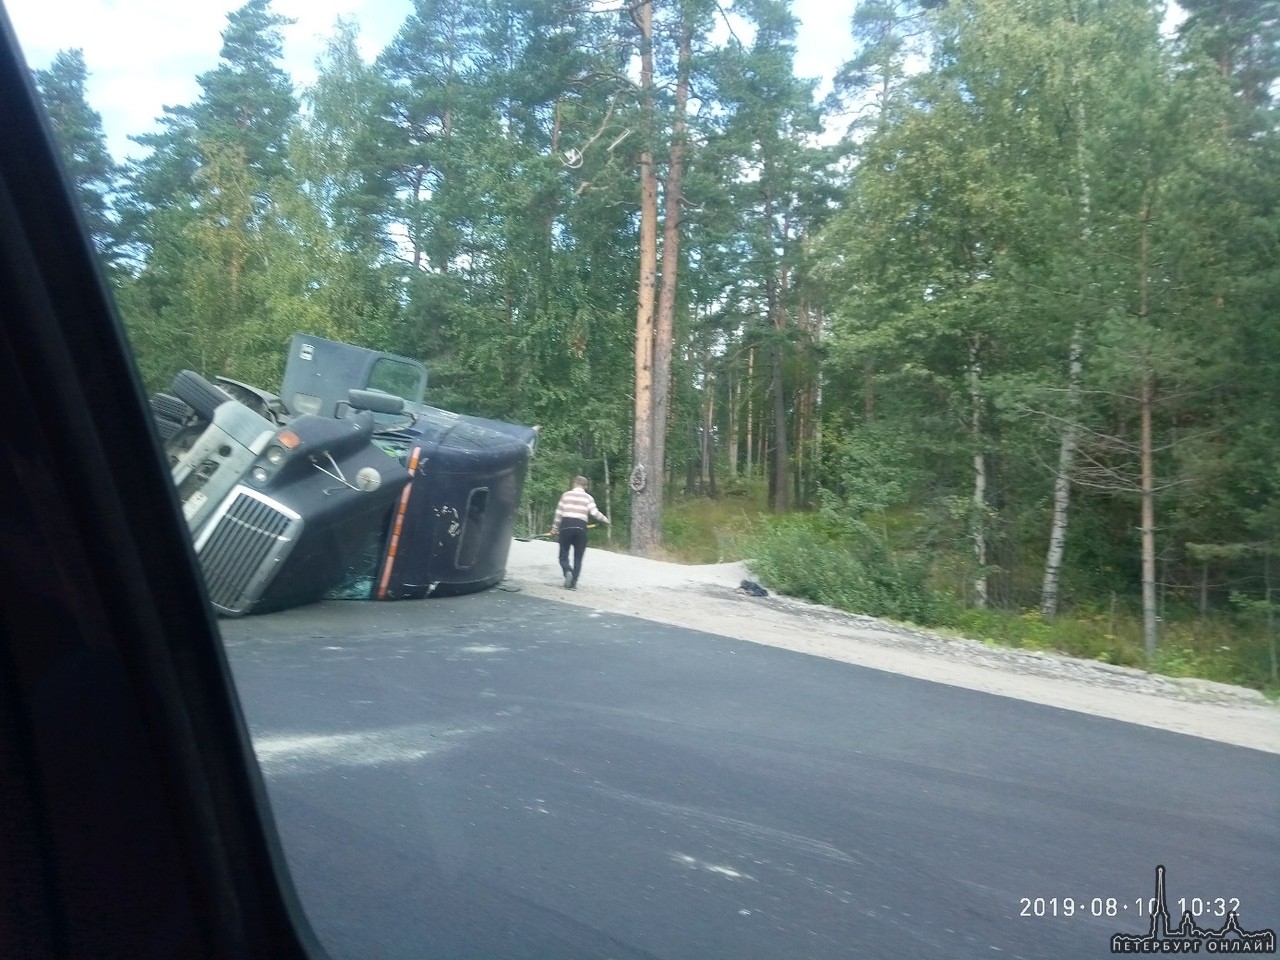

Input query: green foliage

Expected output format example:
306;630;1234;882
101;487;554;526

660;490;764;563
940;605;1139;662
191;0;297;183
747;517;1278;692
30;49;119;265
34;0;1280;698
747;513;943;624
934;603;1277;692
816;420;932;525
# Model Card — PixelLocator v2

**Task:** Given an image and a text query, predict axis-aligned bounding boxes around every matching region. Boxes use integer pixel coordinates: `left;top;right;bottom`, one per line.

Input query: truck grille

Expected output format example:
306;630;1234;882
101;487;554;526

194;486;302;615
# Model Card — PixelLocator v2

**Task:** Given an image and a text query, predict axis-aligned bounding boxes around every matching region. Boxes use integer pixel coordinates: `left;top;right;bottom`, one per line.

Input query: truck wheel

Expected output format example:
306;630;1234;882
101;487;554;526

171;370;231;421
150;391;192;422
149;392;192;441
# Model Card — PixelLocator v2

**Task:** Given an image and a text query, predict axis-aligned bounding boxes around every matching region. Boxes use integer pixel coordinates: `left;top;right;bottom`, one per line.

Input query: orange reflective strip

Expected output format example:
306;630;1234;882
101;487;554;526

377;446;422;600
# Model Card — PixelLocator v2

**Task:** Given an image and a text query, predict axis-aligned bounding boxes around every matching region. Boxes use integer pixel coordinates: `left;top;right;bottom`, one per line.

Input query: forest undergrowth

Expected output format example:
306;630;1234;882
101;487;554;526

636;488;1279;698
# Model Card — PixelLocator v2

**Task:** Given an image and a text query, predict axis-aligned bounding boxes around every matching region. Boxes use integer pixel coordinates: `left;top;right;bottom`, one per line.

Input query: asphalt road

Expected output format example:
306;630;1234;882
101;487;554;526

220;588;1280;960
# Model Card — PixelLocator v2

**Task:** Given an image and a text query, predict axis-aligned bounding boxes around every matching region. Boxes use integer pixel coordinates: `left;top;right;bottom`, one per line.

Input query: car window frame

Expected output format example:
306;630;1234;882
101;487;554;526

0;6;327;957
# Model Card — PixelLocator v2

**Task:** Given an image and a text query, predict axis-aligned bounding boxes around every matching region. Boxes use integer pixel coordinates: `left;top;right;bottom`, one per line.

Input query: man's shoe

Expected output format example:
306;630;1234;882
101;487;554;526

564;571;573;589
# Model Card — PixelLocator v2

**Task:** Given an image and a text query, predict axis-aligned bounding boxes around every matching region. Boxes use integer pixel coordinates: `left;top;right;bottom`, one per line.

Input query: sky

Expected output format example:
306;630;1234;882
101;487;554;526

1;0;856;162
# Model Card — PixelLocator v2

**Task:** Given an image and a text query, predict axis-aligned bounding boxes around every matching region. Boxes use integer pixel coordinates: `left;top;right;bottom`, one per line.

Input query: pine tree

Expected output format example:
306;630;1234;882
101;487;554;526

31;49;119;266
115;0;301;384
121;0;297;251
192;0;297;183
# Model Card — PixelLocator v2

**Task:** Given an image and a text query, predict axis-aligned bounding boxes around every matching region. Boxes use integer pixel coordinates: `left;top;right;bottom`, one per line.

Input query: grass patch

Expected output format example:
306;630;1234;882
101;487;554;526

937;606;1277;694
659;484;767;564
938;607;1145;667
740;512;1278;695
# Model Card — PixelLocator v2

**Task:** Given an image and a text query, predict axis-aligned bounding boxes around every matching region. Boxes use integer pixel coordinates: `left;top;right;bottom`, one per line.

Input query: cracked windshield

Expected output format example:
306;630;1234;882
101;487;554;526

6;0;1278;956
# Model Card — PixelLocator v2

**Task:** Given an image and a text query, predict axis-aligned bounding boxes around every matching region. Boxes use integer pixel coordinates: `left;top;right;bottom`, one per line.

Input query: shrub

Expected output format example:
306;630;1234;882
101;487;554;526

746;514;942;624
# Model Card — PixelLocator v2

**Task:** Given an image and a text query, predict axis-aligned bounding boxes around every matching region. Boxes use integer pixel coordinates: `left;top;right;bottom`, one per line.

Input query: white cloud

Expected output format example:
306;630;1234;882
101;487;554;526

5;0;856;162
792;0;855;96
5;0;412;160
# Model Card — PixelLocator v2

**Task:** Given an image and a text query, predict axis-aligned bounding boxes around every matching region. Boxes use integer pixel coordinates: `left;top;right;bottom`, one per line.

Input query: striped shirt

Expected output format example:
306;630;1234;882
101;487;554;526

553;486;608;529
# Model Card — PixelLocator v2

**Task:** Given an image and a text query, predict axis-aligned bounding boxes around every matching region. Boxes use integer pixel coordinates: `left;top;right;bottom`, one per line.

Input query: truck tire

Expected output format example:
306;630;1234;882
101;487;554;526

149;392;192;441
171;370;231;421
150;391;192;421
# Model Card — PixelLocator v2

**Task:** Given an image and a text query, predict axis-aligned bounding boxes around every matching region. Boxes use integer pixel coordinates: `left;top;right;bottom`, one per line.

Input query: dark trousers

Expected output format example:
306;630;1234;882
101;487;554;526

558;523;588;584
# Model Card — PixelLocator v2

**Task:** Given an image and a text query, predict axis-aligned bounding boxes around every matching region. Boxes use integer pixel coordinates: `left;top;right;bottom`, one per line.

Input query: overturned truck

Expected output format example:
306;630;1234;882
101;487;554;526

150;333;536;616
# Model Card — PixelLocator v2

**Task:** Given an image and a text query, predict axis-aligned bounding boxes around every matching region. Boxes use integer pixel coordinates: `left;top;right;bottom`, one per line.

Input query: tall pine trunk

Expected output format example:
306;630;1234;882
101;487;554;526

603;454;613;545
745;347;755;477
701;356;715;490
1141;364;1157;658
1138;193;1158;659
629;0;660;555
770;353;789;511
765;191;789;512
727;369;739;477
648;11;692;531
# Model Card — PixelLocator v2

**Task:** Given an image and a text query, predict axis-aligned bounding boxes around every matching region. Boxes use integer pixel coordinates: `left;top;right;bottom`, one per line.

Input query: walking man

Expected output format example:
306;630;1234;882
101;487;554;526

551;475;610;589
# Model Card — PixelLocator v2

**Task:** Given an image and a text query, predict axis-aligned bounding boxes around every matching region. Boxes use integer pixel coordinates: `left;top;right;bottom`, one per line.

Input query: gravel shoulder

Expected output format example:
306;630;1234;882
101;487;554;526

504;539;1280;756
